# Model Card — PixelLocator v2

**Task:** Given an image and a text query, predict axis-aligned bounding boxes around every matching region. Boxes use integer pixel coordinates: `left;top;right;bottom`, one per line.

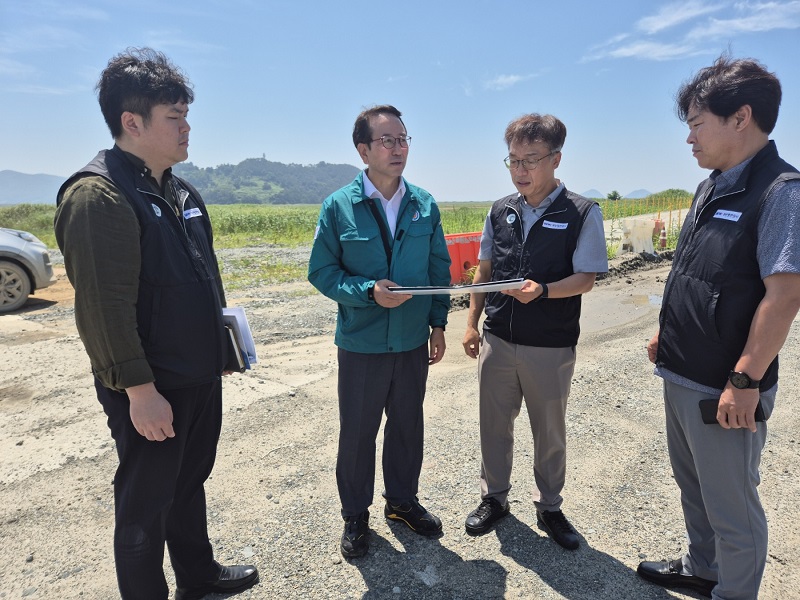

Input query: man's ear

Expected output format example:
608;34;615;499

734;105;753;131
120;111;142;137
356;142;370;165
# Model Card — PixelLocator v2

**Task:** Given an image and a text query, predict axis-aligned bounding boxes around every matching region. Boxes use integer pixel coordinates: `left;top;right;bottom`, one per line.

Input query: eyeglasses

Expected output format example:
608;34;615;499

370;135;411;149
504;151;558;170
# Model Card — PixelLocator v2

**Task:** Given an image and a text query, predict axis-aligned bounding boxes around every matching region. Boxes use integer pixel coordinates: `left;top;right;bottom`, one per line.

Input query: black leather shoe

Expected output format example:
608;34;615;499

536;510;580;550
340;511;370;558
174;564;259;600
465;498;510;535
637;558;716;598
384;498;442;536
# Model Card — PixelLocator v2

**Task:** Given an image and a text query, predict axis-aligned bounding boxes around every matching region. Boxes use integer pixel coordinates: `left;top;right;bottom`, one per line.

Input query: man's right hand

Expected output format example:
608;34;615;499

126;383;175;442
373;279;412;308
463;325;481;359
646;332;659;364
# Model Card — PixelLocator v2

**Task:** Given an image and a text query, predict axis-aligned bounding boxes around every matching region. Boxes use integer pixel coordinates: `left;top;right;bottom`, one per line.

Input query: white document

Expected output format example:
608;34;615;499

388;278;525;296
222;307;258;365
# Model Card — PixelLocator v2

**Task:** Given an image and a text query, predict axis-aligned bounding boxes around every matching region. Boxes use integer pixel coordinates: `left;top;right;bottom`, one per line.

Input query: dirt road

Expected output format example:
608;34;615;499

1;254;798;599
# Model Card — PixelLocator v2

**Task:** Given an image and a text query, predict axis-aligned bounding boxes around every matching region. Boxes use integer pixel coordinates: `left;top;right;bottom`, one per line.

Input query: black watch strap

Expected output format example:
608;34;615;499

728;370;760;389
367;283;376;302
534;282;549;302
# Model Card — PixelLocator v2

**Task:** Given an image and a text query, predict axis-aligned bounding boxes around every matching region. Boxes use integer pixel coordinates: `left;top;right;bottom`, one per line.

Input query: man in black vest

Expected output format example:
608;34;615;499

638;56;800;600
54;48;258;600
461;114;608;549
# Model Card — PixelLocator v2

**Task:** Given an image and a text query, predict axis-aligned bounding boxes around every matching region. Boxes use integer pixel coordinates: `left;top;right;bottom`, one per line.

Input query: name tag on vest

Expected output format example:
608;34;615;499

542;220;568;230
713;209;742;222
183;207;203;220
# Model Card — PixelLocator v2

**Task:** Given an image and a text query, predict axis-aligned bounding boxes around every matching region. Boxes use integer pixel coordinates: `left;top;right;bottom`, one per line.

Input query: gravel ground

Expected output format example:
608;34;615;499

1;246;799;599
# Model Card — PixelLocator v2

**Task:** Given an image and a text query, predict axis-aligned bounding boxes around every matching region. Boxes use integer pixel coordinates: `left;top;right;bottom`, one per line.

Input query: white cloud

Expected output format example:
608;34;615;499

0;25;84;54
585;0;800;62
0;57;33;76
688;0;800;37
636;0;724;34
483;73;539;91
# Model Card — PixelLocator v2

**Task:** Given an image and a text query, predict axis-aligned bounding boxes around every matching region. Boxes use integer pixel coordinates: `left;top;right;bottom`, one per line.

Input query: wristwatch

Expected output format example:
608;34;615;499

534;282;549;303
367;282;376;302
728;370;761;389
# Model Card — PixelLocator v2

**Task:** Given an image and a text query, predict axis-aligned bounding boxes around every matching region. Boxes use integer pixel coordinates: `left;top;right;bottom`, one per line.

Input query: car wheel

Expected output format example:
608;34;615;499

0;260;32;312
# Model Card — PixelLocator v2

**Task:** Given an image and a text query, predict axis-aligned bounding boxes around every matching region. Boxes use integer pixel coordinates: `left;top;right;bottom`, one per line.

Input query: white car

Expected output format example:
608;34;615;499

0;228;57;312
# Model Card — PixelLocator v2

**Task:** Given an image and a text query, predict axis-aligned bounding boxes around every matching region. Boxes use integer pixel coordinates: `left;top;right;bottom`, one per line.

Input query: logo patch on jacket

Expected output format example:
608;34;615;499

183;207;202;220
542;220;568;230
506;213;517;224
713;209;742;222
412;210;420;222
151;204;162;217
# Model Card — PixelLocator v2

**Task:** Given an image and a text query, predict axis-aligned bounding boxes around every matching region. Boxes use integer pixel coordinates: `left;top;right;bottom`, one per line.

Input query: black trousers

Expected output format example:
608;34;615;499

336;344;429;516
96;378;223;600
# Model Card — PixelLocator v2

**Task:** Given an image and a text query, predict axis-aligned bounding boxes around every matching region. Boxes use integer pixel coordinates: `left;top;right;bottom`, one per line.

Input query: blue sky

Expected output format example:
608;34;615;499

2;0;799;201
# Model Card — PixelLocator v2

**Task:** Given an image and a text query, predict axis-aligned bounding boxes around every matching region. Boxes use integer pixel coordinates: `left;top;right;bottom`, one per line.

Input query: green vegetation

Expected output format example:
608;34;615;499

0;204;57;248
0;188;696;287
208;204;320;248
174;158;359;205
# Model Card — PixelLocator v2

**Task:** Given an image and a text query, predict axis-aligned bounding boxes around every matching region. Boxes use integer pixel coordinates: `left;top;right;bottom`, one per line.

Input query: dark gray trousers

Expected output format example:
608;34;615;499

336;344;429;516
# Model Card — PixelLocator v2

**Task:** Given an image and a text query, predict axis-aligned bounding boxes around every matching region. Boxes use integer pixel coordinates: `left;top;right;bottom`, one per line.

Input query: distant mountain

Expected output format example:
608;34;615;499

581;188;605;199
0;170;65;205
624;189;652;199
0;159;362;207
174;158;360;204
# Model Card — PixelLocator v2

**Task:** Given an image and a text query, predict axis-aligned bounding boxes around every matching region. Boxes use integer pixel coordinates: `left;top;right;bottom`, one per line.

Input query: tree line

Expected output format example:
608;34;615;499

173;157;360;204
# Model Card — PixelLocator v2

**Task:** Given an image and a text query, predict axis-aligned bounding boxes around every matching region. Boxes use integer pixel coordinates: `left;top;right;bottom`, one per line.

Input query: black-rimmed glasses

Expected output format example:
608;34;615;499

504;151;557;170
370;135;411;149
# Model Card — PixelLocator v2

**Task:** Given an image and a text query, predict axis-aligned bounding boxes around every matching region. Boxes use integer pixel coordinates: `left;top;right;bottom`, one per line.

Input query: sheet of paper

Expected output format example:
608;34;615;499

388;278;525;296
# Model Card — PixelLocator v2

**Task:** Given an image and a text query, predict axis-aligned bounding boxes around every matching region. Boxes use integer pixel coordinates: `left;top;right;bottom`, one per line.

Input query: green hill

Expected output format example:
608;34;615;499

173;158;359;204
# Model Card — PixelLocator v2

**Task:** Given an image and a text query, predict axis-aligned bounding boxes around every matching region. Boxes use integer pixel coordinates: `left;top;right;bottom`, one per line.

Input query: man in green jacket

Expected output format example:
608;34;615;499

308;104;451;559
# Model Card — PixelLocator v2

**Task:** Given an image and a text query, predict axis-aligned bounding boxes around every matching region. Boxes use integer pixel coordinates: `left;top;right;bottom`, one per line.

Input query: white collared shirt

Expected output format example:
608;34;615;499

362;170;406;238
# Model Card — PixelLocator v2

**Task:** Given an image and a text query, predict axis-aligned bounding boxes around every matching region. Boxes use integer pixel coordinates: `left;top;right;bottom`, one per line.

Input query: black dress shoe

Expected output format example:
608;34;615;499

174;564;259;600
536;510;580;550
637;558;716;598
341;511;370;559
384;498;442;536
465;498;510;535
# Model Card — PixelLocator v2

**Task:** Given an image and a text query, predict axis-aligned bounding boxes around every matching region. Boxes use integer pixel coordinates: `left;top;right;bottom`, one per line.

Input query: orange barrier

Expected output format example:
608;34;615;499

445;232;482;284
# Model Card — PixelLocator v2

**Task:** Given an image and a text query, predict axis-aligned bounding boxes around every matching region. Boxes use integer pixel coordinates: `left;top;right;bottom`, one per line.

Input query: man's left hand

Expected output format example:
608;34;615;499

502;279;543;304
717;385;760;432
429;327;446;365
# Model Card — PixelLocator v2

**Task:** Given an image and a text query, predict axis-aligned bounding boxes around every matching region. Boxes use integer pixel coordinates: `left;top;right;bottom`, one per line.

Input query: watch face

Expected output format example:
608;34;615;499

729;371;752;389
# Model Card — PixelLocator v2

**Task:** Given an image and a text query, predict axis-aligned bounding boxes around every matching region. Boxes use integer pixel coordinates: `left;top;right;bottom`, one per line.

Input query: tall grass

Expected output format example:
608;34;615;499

1;189;694;254
0;204;58;248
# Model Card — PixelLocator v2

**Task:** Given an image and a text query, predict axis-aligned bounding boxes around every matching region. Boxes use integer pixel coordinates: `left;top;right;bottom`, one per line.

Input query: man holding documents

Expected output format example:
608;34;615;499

461;114;607;549
308;105;451;559
54;49;257;599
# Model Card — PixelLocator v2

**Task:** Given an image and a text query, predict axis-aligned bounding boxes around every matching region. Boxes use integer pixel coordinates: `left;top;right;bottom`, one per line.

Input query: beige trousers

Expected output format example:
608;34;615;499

477;331;575;512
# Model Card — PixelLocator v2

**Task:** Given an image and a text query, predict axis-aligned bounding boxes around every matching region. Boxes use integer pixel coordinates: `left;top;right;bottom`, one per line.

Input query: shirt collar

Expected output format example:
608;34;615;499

115;145;173;193
362;170;406;203
520;182;565;212
712;157;752;196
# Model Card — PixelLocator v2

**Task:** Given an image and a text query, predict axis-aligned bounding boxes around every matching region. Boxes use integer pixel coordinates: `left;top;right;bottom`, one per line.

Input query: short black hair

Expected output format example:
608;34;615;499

352;105;405;148
676;54;781;134
504;113;566;153
97;47;194;139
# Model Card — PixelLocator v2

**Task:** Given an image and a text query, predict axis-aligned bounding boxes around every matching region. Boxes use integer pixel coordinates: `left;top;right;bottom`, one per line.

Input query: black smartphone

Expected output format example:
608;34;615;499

698;398;766;425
